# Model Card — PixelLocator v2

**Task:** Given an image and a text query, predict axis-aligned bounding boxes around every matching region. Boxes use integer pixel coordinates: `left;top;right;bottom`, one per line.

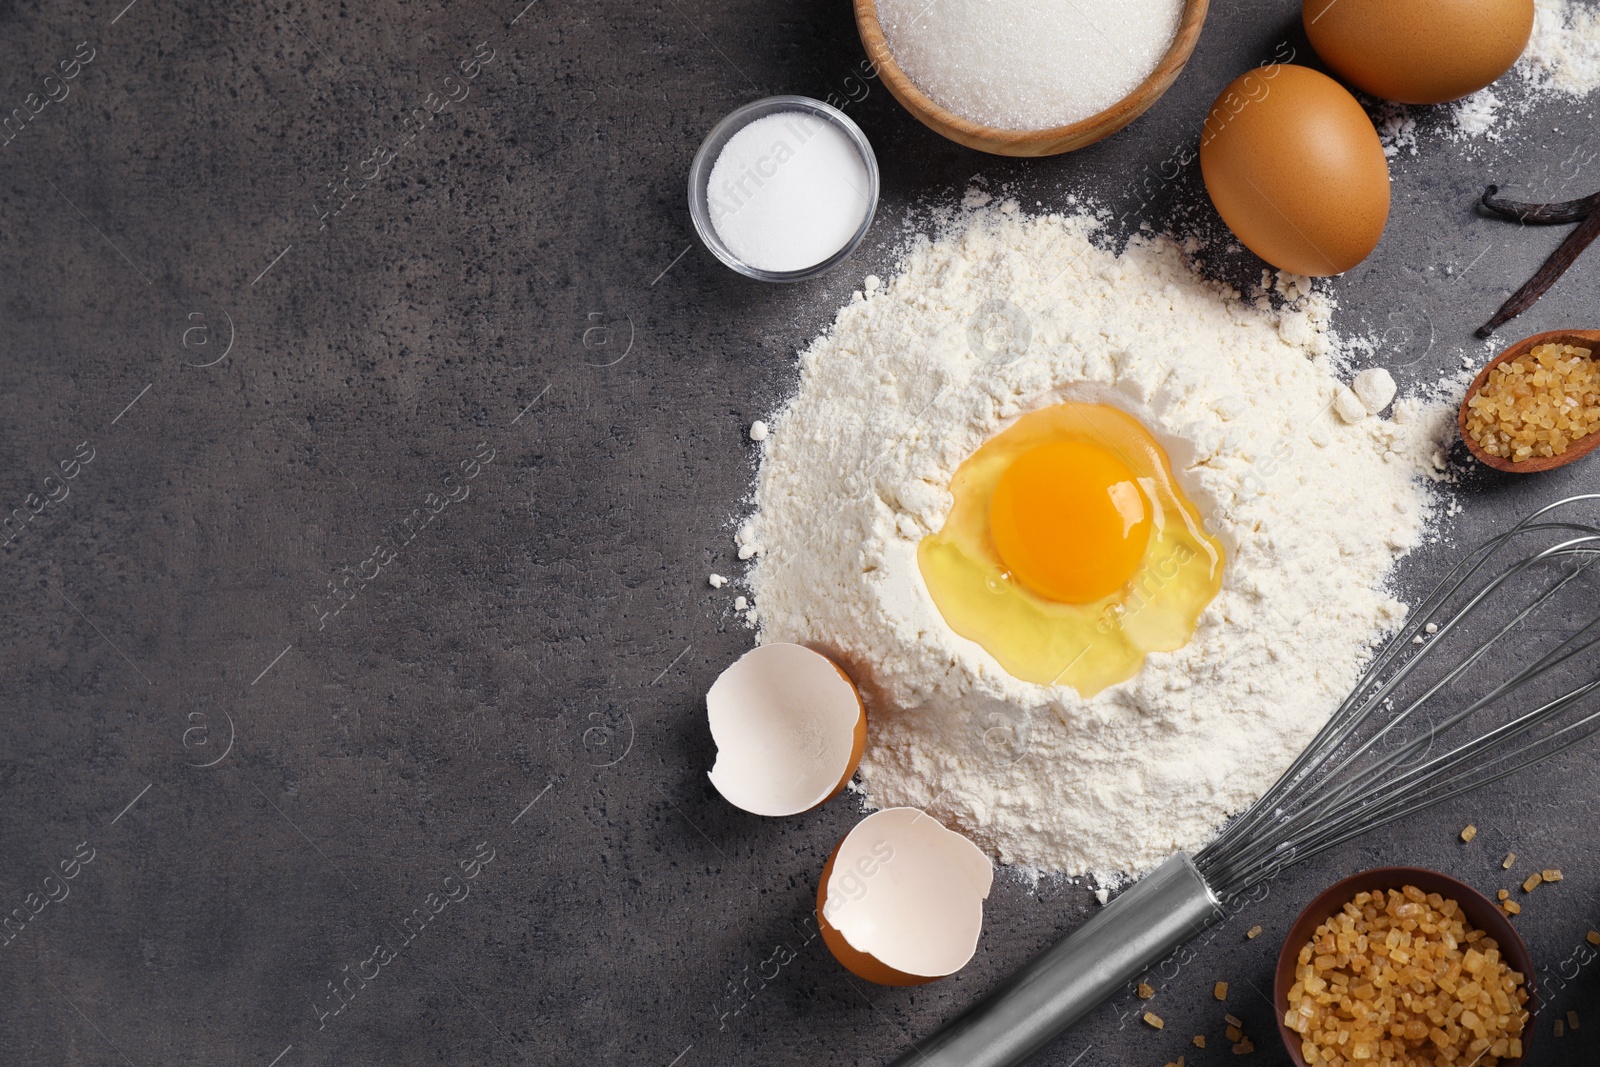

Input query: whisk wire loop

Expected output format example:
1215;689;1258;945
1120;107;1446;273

1197;496;1600;900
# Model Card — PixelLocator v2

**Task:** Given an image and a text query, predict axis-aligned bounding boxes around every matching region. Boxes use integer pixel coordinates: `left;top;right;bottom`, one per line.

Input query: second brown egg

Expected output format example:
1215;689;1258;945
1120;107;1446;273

1200;65;1390;278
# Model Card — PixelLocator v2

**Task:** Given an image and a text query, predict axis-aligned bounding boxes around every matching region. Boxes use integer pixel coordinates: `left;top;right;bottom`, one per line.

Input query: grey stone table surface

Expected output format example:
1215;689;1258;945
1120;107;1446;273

2;0;1600;1064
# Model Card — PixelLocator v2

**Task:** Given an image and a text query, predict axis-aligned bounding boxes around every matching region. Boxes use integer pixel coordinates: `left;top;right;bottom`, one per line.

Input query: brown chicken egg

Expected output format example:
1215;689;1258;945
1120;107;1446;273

1304;0;1534;104
1200;65;1390;277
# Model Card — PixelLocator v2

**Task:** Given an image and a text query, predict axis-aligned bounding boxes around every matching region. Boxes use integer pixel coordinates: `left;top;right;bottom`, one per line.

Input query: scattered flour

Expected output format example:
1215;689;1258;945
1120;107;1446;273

1524;0;1600;95
1450;88;1504;140
743;207;1458;878
1373;101;1420;157
1353;368;1399;415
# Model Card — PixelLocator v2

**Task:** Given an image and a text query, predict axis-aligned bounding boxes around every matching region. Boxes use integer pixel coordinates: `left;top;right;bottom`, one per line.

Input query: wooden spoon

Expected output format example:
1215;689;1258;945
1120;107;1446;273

1458;329;1600;473
853;0;1210;157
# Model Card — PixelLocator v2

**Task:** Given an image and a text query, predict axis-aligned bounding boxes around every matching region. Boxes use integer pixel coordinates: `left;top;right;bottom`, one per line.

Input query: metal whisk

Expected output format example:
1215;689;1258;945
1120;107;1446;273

889;495;1600;1067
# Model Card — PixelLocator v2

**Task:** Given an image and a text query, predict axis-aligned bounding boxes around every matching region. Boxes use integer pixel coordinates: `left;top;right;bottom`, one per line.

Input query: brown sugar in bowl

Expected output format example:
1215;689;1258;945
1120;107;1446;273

1274;866;1537;1067
853;0;1210;157
1459;329;1600;474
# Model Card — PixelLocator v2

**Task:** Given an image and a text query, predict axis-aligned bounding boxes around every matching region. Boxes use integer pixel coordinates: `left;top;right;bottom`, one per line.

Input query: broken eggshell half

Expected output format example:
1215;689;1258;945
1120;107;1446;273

817;807;994;985
706;642;867;817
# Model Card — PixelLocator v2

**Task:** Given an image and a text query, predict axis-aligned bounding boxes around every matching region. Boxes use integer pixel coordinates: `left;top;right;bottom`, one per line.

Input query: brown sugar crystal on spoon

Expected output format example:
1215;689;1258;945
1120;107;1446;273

1463;342;1600;461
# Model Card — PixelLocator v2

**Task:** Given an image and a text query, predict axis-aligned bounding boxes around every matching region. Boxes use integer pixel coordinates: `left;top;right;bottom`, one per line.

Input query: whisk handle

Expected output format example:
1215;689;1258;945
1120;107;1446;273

887;852;1223;1067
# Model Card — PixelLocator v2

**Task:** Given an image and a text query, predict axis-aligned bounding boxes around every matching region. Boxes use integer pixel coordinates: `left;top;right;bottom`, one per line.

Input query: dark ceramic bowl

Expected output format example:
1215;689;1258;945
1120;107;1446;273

1274;867;1537;1067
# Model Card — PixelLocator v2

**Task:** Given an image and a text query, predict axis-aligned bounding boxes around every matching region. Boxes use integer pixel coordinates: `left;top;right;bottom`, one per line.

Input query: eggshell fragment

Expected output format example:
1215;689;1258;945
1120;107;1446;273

817;808;993;985
706;643;866;817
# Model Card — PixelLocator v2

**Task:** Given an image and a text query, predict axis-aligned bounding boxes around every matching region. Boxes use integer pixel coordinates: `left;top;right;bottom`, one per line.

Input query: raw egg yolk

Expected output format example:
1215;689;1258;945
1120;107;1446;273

988;441;1152;604
917;401;1225;696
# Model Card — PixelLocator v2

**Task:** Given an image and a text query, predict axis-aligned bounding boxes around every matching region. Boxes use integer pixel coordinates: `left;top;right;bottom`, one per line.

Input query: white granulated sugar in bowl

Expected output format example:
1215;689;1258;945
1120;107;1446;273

875;0;1184;130
742;206;1458;880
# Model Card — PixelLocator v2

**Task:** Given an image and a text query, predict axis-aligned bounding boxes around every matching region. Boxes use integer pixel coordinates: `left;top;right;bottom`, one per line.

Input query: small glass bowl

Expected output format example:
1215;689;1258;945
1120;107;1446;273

687;95;880;283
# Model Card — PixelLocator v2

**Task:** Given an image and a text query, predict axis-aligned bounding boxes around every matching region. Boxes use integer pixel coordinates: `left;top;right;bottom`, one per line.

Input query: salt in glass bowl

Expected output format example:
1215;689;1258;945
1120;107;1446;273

687;95;880;283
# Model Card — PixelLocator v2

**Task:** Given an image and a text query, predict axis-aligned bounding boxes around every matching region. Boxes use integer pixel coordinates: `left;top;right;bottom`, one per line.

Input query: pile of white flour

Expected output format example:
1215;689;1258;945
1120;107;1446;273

741;206;1458;879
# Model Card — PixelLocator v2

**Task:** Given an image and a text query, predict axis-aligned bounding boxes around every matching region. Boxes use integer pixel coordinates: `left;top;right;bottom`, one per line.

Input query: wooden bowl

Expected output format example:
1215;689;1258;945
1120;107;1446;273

1274;867;1537;1067
854;0;1210;157
1459;329;1600;473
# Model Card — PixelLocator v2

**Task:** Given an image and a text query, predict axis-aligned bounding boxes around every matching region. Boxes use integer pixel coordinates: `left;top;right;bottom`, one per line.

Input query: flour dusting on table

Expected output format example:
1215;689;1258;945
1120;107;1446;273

741;206;1457;879
1525;0;1600;95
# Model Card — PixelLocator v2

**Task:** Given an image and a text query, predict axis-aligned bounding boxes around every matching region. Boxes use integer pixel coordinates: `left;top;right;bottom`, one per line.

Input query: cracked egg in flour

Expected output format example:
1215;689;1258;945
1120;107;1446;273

917;401;1225;696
